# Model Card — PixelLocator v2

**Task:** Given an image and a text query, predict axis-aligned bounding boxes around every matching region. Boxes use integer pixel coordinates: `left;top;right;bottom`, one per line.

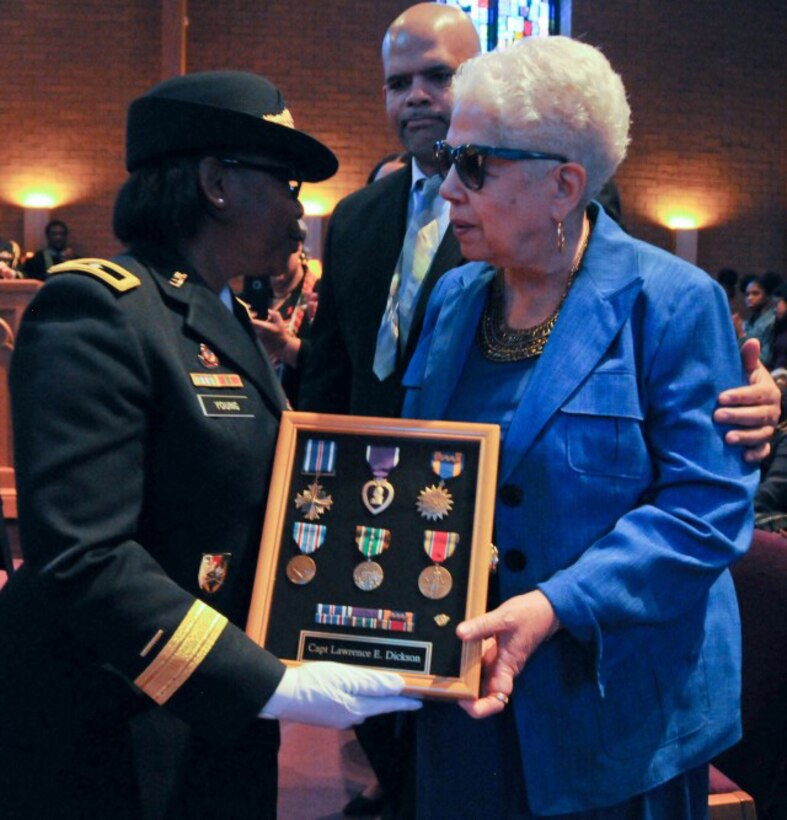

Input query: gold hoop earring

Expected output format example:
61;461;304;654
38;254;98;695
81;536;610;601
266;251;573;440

556;221;566;253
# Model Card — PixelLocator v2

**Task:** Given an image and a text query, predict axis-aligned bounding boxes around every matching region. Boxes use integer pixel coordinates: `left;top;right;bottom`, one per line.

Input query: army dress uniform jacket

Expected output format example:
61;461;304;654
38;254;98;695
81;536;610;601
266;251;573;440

0;245;287;819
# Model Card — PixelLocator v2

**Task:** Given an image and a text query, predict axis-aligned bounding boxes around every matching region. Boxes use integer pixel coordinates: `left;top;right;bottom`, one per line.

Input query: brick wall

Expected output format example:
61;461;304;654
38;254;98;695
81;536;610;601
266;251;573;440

1;1;784;275
573;0;786;275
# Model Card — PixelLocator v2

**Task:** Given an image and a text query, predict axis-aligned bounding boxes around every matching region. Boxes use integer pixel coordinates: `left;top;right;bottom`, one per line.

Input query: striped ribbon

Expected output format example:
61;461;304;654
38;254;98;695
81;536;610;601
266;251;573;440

292;522;326;554
423;530;459;563
355;526;391;557
315;603;416;633
302;439;336;475
316;603;414;623
431;451;465;480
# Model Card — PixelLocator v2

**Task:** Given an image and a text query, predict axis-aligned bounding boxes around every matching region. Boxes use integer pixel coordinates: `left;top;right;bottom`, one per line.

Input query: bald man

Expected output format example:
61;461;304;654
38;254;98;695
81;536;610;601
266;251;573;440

299;3;480;418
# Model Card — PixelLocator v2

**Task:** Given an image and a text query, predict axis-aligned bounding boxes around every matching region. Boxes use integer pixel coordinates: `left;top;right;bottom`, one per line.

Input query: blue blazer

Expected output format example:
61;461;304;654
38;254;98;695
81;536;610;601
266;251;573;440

402;206;757;813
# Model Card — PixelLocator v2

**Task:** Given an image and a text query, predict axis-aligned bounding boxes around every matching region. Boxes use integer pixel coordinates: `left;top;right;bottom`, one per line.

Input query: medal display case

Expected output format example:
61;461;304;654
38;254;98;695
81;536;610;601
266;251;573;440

246;411;500;700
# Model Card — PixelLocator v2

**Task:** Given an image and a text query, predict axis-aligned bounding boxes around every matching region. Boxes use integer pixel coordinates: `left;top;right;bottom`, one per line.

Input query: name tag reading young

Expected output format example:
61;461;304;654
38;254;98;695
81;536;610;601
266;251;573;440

197;393;255;418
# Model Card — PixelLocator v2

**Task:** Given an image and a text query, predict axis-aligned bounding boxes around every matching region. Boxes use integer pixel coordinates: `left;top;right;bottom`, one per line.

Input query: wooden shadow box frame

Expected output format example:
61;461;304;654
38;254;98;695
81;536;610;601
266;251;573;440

247;411;500;700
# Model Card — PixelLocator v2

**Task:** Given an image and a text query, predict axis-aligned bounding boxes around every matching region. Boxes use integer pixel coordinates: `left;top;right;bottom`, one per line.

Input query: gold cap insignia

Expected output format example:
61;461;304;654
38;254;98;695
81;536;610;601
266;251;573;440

262;108;294;129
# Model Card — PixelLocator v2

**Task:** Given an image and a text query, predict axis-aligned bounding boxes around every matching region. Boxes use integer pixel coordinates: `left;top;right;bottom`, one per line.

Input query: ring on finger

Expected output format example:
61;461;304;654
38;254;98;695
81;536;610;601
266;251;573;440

493;692;509;705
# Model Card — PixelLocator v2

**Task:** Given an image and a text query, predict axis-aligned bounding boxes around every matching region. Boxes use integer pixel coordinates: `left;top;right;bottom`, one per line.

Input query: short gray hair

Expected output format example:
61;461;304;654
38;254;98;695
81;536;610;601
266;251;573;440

452;36;631;203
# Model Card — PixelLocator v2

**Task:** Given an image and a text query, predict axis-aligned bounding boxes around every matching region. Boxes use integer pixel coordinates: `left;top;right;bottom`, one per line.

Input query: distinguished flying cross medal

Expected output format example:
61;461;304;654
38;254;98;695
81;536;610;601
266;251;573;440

287;521;326;585
361;446;400;515
294;439;336;521
418;530;459;600
353;525;391;591
416;451;464;521
198;553;231;594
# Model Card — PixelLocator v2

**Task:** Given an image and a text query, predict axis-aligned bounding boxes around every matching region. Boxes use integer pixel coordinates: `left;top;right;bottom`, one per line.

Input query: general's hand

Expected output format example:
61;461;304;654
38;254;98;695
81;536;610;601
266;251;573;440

456;590;559;719
714;339;781;462
259;662;421;729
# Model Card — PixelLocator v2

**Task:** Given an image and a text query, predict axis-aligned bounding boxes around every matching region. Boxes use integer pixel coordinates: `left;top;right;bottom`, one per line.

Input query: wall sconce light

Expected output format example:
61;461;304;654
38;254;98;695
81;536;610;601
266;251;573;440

21;192;56;255
664;212;700;266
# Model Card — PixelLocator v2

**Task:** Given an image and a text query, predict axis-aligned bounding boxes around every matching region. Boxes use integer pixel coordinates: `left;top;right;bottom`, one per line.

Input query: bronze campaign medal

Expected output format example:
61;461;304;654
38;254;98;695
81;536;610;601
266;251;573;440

286;554;317;585
353;560;384;591
418;565;452;600
419;530;459;600
287;521;326;585
353;526;390;591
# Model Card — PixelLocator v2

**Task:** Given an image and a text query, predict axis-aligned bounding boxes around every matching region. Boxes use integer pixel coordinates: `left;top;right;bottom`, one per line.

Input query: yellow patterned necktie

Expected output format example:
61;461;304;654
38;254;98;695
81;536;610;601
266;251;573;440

373;176;442;381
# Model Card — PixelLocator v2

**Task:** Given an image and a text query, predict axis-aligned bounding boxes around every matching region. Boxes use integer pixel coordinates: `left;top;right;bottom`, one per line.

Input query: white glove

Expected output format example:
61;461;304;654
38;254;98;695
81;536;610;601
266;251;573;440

259;662;422;729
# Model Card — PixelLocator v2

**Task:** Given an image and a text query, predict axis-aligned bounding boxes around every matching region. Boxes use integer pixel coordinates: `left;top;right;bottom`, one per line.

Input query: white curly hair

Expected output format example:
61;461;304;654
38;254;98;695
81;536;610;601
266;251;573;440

451;36;631;204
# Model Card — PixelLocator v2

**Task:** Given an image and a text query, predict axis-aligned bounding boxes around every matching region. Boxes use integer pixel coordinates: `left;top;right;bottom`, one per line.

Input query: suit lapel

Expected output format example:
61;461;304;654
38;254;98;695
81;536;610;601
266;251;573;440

367;168;413;321
499;214;643;482
412;264;495;420
152;270;286;415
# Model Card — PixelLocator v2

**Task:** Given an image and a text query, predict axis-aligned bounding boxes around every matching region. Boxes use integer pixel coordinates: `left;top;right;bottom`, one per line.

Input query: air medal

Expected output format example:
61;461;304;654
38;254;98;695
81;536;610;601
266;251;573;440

416;451;464;521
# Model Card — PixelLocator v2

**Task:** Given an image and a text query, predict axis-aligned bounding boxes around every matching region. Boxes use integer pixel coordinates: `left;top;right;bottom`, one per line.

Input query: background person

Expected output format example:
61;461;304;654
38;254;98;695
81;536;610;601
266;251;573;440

0;238;23;279
404;37;757;818
243;219;318;406
735;273;778;368
21;218;76;280
0;71;419;820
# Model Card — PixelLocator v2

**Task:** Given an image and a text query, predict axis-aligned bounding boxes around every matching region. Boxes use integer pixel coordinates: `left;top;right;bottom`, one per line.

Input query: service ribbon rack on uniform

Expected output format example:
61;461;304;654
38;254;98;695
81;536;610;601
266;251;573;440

416;451;464;521
418;530;459;600
315;604;415;633
286;521;326;585
361;445;400;515
353;525;391;591
294;439;336;521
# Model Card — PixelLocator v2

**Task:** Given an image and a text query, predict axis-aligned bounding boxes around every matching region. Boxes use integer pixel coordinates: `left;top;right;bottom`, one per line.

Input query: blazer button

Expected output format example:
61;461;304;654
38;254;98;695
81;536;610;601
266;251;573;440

499;484;524;506
503;550;527;572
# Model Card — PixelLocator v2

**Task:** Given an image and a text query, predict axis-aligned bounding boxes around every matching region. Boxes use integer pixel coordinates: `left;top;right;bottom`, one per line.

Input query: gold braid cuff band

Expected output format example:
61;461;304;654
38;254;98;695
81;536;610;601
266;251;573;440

135;600;228;705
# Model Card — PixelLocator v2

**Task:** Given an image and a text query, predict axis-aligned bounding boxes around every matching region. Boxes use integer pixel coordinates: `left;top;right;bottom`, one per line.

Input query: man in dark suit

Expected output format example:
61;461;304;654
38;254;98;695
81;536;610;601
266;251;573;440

299;3;480;419
299;7;481;816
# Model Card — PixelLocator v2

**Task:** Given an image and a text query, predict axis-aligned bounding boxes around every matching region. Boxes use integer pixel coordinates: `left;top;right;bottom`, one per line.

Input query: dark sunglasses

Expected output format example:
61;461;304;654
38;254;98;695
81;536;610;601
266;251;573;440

218;157;302;199
434;141;568;191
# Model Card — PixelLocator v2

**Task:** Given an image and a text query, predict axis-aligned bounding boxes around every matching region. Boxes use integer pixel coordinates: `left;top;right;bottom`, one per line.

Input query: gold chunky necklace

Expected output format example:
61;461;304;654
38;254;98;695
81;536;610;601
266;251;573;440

479;216;591;362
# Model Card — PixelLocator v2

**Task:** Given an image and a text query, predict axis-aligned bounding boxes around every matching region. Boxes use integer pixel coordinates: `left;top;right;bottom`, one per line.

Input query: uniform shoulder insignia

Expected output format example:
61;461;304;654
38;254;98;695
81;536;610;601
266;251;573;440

48;257;142;293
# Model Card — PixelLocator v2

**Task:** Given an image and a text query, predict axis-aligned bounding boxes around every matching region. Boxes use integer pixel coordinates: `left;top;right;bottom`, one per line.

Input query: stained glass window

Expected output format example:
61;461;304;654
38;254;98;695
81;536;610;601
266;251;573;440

438;1;562;51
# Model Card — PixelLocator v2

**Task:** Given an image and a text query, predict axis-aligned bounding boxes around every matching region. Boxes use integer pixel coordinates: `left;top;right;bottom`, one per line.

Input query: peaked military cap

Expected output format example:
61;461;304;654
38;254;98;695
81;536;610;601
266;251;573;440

126;70;338;182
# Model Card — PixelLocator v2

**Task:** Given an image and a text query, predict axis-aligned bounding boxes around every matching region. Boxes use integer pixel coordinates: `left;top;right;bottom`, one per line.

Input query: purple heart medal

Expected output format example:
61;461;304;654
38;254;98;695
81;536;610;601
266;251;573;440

294;439;336;521
353;525;391;591
286;521;327;585
361;446;400;515
416;451;464;521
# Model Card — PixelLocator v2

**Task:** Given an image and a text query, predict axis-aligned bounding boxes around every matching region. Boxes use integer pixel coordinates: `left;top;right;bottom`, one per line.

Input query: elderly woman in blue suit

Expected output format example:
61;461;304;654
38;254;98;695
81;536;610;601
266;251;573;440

403;37;757;819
